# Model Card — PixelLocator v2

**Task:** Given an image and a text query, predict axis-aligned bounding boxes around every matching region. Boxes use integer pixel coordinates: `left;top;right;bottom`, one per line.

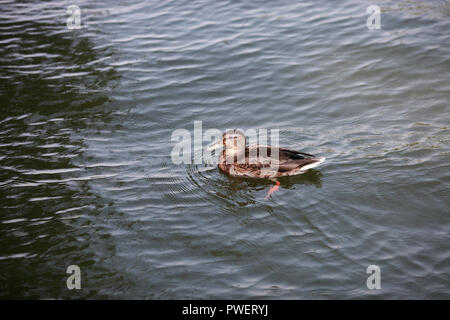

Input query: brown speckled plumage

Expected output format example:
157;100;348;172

214;131;325;179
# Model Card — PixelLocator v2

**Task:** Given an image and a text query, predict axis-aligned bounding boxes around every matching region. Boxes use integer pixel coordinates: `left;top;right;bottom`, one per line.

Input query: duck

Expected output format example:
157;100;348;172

207;129;325;199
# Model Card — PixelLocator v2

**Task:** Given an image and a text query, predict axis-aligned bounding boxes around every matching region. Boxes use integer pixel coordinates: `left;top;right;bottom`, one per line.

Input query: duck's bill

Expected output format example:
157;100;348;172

206;140;223;152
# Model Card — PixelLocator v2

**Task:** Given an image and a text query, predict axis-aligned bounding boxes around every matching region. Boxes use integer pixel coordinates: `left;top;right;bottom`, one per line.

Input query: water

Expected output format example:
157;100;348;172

0;0;449;299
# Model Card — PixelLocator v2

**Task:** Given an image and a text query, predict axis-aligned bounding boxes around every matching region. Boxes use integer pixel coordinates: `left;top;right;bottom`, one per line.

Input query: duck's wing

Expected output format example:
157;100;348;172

278;147;315;159
277;147;320;172
224;146;323;179
245;145;321;173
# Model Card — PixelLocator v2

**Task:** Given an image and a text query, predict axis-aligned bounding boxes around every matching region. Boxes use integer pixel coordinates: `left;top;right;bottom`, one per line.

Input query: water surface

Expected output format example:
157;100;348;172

0;0;449;299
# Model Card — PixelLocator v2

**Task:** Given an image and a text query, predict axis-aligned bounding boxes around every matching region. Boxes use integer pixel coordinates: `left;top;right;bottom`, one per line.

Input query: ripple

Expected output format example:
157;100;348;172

1;0;450;299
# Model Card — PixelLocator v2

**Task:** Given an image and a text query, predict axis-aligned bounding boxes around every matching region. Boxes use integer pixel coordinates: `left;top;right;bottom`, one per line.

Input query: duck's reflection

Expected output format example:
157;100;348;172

212;169;322;205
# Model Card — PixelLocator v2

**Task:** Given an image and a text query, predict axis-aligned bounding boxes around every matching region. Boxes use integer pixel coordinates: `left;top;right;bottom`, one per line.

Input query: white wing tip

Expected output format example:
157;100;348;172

300;157;326;172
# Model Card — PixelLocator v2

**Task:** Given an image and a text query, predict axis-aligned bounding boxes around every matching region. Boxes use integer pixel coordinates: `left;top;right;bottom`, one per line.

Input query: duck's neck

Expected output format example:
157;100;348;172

223;148;245;164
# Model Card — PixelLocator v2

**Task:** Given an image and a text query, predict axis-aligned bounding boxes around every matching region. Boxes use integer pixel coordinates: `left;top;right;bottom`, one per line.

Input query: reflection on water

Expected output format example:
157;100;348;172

0;1;126;298
218;170;323;204
1;0;450;299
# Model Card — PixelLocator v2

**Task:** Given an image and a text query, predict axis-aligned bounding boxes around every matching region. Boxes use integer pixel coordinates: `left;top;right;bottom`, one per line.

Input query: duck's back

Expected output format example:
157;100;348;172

218;145;324;179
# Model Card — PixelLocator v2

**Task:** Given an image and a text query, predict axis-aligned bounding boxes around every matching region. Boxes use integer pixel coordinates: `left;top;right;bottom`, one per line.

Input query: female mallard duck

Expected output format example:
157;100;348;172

207;130;325;199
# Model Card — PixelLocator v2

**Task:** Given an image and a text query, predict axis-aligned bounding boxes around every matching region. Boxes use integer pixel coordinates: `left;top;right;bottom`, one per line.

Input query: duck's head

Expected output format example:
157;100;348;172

207;129;246;161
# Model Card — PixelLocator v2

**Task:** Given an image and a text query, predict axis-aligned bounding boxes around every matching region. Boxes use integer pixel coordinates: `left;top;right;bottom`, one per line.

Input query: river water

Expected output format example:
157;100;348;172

0;0;449;299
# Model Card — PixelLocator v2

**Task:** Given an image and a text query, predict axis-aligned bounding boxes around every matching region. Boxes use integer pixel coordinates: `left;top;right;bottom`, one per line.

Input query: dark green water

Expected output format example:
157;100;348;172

1;0;449;299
